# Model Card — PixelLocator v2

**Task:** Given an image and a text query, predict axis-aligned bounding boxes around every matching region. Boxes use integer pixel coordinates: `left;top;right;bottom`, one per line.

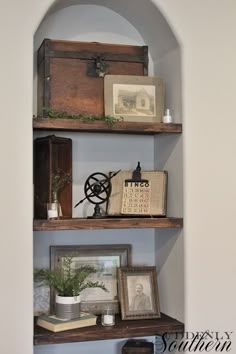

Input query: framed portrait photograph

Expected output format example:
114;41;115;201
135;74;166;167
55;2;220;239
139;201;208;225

118;266;160;320
50;244;131;314
104;75;164;123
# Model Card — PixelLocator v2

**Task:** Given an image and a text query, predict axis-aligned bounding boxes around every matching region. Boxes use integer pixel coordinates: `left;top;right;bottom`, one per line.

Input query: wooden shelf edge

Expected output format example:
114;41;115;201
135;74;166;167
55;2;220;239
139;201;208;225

33;118;182;135
34;313;184;346
33;217;183;231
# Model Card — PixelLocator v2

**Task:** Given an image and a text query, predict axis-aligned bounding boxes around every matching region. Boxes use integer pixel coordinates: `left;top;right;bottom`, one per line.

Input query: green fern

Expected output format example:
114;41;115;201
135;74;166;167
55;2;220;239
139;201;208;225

34;255;108;297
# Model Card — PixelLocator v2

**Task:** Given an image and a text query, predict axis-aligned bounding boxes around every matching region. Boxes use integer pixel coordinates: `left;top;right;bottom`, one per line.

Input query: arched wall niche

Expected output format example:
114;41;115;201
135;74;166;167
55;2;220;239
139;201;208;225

42;0;179;60
34;0;182;119
33;3;184;353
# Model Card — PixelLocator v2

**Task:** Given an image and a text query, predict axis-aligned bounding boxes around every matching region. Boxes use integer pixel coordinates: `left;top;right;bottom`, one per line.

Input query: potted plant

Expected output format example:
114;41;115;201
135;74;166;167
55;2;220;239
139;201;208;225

34;255;108;320
47;169;72;219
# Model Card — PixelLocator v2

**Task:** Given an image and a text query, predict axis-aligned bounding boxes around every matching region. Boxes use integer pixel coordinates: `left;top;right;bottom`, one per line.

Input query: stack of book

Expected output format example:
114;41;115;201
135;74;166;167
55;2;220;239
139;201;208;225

37;312;97;332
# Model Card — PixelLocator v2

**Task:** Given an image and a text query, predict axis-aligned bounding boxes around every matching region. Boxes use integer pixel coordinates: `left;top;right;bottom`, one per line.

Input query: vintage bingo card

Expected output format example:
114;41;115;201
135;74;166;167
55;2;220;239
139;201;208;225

107;171;167;216
121;181;151;215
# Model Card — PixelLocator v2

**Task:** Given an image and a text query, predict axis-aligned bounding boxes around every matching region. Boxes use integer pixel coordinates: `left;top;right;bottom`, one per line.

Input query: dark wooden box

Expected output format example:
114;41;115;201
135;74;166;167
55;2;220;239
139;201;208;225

37;39;148;117
34;135;72;219
122;340;154;354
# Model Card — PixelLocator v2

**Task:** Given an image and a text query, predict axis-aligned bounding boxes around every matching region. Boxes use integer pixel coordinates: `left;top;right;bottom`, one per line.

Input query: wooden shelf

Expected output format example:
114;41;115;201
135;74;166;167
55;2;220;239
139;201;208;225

33;118;182;135
33;217;183;231
34;313;184;346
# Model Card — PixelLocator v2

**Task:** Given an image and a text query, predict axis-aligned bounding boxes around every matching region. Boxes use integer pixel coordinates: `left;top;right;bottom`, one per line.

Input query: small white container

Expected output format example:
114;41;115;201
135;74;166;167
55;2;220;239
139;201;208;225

162;108;173;123
101;308;115;326
47;202;59;219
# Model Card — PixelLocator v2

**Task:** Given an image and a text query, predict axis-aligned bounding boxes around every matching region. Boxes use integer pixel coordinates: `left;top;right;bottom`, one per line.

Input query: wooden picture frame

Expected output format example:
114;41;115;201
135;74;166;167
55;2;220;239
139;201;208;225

118;266;160;320
50;244;131;314
104;75;164;123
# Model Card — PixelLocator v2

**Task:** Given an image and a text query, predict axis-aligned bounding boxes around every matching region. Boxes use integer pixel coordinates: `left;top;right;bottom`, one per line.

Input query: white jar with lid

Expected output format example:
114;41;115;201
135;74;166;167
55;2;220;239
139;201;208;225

162;108;173;123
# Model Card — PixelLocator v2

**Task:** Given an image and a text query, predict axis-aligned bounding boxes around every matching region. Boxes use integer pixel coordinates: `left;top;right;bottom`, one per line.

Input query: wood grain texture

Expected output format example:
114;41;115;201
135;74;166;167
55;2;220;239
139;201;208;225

46;39;147;58
34;313;184;346
33;217;183;231
33;118;182;134
33;135;72;219
37;39;148;117
122;340;153;354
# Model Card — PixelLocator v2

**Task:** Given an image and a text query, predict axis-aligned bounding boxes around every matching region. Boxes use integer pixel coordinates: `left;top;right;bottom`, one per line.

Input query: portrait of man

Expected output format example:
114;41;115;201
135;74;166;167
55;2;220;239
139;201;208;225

127;275;153;312
118;267;160;320
130;283;152;311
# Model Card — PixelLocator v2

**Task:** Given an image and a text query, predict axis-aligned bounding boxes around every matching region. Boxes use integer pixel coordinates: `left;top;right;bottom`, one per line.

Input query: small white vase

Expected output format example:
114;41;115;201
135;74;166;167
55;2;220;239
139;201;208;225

55;295;81;320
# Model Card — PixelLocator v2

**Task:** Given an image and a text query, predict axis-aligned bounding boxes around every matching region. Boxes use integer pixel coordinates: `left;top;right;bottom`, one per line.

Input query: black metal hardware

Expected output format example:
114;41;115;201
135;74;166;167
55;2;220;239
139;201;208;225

87;55;109;77
125;162;149;185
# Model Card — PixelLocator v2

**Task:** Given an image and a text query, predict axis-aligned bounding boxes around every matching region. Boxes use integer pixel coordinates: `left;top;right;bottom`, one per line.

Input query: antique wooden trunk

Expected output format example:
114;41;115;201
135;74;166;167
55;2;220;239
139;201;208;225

34;135;72;219
37;39;148;117
122;340;154;354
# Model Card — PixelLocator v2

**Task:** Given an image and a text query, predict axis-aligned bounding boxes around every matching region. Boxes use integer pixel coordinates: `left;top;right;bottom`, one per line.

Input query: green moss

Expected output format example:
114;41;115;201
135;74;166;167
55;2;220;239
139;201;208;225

45;108;123;126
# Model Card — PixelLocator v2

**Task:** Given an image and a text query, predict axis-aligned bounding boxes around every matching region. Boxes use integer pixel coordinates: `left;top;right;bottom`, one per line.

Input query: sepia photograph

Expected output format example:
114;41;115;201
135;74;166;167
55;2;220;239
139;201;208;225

104;75;164;123
118;266;161;320
113;84;156;117
128;277;153;311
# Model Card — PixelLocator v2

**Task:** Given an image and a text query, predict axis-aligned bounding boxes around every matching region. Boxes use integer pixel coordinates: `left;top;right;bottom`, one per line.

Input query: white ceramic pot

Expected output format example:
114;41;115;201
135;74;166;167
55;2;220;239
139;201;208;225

55;295;81;320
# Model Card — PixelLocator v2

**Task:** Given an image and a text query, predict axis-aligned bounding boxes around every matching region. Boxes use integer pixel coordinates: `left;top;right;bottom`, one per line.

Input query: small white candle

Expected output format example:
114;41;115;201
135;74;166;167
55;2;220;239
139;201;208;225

103;314;114;325
48;209;58;219
102;310;115;326
47;202;59;219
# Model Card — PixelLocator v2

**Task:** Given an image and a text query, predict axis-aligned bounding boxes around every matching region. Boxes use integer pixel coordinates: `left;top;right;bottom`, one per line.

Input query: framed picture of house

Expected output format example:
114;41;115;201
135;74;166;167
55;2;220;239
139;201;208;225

104;75;164;123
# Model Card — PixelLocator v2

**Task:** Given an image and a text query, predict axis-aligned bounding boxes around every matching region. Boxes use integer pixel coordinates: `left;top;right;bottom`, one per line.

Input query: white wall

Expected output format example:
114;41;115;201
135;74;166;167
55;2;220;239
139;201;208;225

0;1;236;354
154;46;184;322
154;133;184;322
157;0;236;340
46;0;178;59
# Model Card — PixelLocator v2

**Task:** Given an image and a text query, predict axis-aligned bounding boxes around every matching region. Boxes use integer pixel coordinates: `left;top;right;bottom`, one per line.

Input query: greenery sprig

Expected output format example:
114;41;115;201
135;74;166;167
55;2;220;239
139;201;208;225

51;169;72;195
45;108;123;126
34;255;108;297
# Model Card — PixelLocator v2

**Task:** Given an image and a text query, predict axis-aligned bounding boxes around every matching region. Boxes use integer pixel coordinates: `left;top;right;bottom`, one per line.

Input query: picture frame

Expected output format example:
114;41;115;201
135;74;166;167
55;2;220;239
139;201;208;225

104;75;164;123
118;266;160;320
50;244;131;314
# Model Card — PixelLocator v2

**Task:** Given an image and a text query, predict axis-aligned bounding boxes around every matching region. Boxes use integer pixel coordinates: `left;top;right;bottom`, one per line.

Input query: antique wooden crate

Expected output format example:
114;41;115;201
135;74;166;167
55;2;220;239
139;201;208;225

34;135;72;219
37;39;148;117
122;340;154;354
